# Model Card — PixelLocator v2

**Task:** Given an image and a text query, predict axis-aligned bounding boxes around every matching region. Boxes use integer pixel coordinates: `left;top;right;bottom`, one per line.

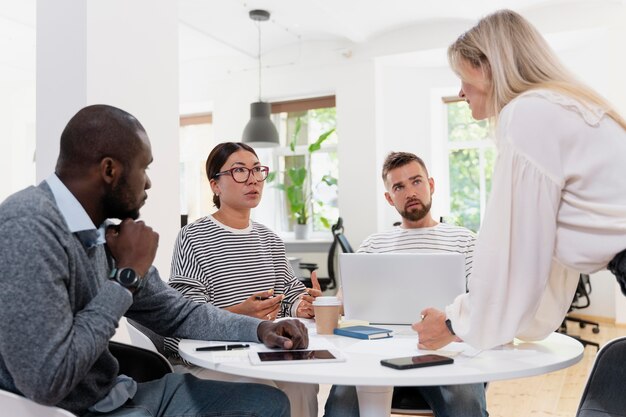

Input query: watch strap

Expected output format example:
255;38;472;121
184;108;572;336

109;267;143;293
445;318;456;336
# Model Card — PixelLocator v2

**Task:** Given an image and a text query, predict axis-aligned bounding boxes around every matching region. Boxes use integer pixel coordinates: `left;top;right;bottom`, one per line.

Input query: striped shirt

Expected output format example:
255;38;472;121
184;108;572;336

164;215;307;357
358;223;476;283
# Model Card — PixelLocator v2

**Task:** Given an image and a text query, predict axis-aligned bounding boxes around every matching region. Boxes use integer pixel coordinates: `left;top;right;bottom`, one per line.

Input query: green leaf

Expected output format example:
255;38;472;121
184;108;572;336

286;186;304;207
287;167;307;186
321;174;337;186
266;171;276;183
320;216;330;229
290;117;301;152
308;128;335;153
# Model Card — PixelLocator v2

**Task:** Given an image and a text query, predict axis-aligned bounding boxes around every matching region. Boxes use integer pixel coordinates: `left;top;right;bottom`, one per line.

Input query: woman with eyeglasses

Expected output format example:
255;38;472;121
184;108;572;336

164;141;320;417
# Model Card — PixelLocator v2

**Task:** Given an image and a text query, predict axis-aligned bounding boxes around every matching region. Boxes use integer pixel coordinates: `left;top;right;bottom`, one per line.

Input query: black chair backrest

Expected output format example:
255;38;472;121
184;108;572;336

572;274;592;310
577;337;626;416
109;341;172;383
127;319;168;356
327;217;354;289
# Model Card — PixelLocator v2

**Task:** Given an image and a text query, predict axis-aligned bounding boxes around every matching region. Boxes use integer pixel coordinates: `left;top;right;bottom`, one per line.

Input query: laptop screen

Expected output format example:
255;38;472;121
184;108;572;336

339;253;466;325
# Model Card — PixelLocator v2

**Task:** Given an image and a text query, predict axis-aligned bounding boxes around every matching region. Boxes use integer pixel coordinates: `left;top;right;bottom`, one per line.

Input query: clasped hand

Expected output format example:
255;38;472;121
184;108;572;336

105;219;159;277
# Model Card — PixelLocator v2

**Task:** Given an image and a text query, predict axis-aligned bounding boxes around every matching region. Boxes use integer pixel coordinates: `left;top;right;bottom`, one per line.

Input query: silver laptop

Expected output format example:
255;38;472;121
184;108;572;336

339;253;466;325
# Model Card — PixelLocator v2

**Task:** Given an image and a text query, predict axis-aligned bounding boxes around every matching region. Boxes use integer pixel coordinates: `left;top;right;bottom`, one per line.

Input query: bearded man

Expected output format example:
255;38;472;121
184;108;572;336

322;151;486;417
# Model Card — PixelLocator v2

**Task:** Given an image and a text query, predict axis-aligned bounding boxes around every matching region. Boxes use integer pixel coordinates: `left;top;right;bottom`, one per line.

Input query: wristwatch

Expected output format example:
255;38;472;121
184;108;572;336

110;267;143;293
445;318;456;336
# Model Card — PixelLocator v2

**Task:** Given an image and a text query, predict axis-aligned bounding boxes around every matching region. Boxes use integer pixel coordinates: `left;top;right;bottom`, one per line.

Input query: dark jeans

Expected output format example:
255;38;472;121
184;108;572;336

84;373;290;417
324;383;488;417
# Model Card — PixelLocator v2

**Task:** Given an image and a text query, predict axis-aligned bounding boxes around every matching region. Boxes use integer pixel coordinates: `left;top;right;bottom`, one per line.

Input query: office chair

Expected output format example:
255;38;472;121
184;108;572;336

0;340;172;417
298;218;352;292
326;217;354;290
390;387;434;415
126;319;172;357
558;274;600;350
109;341;173;383
576;336;626;416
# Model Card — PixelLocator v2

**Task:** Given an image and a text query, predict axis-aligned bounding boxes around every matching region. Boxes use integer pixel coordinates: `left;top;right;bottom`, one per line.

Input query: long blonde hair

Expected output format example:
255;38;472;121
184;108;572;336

448;9;626;129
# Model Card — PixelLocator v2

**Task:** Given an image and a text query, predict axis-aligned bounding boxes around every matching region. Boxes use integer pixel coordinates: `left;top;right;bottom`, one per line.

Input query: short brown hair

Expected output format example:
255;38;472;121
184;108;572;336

381;152;429;182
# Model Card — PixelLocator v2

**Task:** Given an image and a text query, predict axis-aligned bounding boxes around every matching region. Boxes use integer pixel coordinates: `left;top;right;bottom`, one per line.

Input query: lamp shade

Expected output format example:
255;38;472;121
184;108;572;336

242;102;279;147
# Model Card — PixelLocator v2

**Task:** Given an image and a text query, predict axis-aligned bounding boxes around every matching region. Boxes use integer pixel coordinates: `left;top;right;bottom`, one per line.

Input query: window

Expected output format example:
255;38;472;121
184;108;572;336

179;113;214;225
444;99;496;232
269;96;338;235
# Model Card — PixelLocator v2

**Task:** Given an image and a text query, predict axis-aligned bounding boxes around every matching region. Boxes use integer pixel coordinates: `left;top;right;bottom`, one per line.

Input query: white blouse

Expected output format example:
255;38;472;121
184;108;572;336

445;89;626;350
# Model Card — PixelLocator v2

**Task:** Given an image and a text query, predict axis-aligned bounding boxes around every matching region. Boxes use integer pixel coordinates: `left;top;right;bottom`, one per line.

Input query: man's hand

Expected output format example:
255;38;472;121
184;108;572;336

257;319;309;350
105;219;158;277
226;289;283;320
296;271;322;318
412;307;457;350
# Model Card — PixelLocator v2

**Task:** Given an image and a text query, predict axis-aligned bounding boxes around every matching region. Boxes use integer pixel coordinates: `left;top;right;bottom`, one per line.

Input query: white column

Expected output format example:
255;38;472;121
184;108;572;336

336;61;380;247
36;0;180;276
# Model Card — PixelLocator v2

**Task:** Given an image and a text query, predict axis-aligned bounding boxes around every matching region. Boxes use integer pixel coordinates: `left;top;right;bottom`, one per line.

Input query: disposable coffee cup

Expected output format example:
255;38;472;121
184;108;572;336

313;296;342;335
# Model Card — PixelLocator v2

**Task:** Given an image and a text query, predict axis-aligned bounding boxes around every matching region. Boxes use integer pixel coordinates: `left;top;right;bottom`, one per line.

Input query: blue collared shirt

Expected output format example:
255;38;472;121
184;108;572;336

45;173;106;248
45;173;137;412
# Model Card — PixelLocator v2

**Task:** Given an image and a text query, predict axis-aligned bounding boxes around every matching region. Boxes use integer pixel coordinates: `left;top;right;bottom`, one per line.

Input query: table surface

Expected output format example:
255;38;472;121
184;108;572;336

179;321;584;387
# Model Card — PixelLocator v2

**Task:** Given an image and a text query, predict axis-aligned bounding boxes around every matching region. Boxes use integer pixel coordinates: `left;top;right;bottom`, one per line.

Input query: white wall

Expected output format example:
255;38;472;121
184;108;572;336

0;79;35;202
178;2;626;319
36;0;180;275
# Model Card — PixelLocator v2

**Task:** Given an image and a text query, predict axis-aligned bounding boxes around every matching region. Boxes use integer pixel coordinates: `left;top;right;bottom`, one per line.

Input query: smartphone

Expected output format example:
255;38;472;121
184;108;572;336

380;354;454;370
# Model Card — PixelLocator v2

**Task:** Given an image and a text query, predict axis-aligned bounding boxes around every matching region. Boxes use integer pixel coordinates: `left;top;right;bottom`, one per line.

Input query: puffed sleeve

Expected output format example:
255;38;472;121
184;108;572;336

445;98;579;350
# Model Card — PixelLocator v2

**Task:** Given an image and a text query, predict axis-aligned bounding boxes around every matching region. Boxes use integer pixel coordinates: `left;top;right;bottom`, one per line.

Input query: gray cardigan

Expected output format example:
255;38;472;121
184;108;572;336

0;182;262;415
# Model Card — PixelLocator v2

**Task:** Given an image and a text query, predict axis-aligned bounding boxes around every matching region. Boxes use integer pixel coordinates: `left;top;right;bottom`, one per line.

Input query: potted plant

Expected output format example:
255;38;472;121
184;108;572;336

268;118;336;239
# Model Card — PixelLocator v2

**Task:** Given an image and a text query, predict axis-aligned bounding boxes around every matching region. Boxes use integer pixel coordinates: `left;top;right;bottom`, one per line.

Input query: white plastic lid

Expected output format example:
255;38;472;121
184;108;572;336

313;296;342;306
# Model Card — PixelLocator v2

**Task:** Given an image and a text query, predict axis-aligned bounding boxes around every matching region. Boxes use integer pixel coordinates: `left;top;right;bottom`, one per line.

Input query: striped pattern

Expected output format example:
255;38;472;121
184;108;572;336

164;215;307;357
358;223;476;282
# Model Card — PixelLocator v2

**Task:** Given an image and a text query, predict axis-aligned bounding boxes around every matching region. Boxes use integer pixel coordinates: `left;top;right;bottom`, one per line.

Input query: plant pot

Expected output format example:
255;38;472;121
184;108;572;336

294;224;309;240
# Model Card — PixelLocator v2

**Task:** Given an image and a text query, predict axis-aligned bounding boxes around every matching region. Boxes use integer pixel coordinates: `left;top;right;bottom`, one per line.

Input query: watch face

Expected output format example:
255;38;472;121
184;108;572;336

118;268;138;286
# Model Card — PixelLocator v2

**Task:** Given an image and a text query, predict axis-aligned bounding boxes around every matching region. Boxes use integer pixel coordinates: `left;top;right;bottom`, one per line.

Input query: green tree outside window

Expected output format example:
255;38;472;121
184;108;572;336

446;102;496;232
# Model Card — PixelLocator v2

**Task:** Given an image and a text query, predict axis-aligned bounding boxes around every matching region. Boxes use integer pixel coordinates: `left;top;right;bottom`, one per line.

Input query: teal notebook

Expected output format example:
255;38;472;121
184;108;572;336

333;325;393;340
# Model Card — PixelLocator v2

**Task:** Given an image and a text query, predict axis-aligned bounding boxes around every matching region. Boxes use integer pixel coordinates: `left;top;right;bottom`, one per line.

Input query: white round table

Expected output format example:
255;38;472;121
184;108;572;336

179;325;584;417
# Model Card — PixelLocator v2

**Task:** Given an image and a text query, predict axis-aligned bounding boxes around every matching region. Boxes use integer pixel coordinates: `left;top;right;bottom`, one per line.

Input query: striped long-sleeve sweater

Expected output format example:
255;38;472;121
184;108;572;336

164;215;307;356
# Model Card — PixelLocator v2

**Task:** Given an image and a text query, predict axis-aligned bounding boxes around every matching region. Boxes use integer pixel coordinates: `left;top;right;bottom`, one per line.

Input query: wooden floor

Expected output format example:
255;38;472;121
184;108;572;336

317;320;625;416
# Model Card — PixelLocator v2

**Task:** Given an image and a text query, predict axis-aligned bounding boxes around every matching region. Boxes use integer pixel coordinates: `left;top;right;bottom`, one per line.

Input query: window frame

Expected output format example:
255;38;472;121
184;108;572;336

268;95;338;240
431;89;495;231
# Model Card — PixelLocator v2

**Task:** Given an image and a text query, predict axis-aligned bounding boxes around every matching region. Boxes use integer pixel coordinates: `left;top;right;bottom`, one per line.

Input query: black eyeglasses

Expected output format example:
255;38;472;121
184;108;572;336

214;166;270;183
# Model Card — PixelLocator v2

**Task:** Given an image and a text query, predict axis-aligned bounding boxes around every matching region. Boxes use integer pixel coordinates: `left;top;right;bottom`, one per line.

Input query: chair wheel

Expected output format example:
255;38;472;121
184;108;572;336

579;323;586;328
592;327;600;334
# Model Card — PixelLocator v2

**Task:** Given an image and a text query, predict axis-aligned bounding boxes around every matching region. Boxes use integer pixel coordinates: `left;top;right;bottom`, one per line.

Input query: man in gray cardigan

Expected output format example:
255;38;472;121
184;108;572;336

0;105;307;417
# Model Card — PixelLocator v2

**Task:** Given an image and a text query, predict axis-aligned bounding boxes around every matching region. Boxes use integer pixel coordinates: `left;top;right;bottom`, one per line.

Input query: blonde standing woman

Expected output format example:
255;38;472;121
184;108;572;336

415;9;626;352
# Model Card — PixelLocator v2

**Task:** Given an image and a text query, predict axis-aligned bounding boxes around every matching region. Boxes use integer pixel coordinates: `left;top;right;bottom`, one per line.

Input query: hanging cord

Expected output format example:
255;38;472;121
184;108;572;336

257;20;262;101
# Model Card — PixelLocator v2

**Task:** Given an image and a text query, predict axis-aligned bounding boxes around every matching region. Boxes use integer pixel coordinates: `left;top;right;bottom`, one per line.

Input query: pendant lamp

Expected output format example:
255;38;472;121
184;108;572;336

242;9;279;147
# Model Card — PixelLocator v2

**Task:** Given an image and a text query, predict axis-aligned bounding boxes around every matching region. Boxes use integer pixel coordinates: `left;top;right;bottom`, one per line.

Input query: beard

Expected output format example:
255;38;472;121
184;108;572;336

103;175;142;220
399;198;432;222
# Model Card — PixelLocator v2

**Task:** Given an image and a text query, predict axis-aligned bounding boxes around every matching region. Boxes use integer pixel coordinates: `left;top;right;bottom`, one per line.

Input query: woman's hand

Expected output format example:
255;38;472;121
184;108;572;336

412;307;458;350
225;289;283;320
296;271;322;318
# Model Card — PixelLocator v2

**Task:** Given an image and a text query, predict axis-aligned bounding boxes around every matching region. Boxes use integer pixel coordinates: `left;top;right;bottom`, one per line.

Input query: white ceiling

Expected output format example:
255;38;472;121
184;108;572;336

1;0;622;80
177;0;563;65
